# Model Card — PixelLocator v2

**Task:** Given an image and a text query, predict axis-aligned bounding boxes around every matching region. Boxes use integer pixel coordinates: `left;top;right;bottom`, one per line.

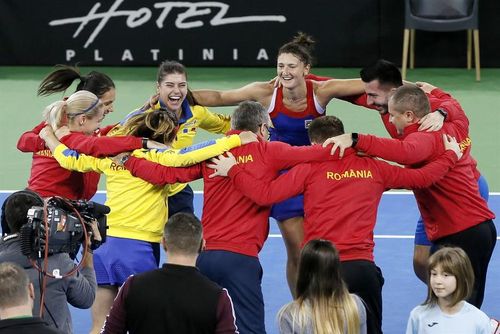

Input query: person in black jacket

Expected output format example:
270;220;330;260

101;213;238;334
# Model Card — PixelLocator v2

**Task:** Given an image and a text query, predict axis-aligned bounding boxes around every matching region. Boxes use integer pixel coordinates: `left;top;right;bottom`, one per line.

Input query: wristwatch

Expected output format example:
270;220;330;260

142;137;148;149
436;108;448;120
119;154;130;165
351;133;359;148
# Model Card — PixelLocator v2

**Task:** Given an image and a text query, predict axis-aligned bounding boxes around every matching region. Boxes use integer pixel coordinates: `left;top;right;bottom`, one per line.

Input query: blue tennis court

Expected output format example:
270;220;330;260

1;191;499;333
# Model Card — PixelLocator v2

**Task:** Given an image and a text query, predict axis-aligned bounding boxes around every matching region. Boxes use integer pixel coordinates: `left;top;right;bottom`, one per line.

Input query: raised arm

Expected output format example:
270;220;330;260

17;121;47;152
38;126;106;173
265;141;339;171
382;135;461;189
51;144;108;173
229;163;309;206
325;131;438;165
195;105;231;134
418;83;469;132
38;126;60;152
360;131;443;165
135;132;256;167
59;132;143;157
314;79;365;108
207;152;308;206
307;73;369;107
192;81;273;107
121;156;202;186
429;91;469;133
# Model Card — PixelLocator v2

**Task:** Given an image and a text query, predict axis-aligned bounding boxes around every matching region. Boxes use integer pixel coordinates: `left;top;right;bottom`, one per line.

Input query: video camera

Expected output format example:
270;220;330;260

20;197;109;260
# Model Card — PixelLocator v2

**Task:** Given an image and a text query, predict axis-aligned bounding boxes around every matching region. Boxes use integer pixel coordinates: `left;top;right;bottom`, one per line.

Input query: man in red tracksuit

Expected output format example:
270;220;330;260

117;101;338;334
209;114;461;334
325;84;496;310
309;60;489;283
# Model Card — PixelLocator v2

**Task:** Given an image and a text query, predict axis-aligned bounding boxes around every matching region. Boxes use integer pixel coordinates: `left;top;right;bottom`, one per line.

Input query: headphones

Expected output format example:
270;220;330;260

1;189;44;236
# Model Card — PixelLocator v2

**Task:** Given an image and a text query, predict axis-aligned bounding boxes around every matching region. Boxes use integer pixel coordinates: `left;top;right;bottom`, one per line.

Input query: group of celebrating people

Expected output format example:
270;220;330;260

0;32;497;334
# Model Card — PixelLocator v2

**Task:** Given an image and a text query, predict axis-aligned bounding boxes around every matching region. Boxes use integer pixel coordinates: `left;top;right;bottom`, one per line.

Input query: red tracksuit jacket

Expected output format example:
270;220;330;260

226;149;458;262
17;121;141;200
356;93;495;241
124;131;335;257
380;87;482;179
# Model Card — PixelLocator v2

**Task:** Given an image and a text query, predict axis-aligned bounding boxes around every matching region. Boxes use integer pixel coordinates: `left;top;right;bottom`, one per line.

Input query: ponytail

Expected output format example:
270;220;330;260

38;65;115;99
43;100;68;129
121;109;179;144
291;32;316;52
278;32;316;66
42;90;101;129
38;65;82;96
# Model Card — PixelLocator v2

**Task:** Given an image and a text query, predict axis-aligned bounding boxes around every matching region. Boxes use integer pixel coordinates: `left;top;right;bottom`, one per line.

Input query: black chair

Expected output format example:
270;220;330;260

402;0;480;81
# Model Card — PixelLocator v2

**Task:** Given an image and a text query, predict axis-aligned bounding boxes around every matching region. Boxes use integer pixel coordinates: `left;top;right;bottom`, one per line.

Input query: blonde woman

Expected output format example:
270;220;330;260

278;239;367;334
17;90;161;201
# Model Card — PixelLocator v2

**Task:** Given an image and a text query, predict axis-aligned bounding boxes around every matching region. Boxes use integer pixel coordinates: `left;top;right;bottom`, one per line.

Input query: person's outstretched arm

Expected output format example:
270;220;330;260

381;134;461;189
192;81;272;107
135;132;256;167
208;152;309;206
120;156;202;186
17;121;47;152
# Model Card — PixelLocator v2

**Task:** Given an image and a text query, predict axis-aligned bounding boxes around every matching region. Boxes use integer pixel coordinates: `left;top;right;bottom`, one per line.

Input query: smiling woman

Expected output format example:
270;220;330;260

116;60;232;220
191;32;365;297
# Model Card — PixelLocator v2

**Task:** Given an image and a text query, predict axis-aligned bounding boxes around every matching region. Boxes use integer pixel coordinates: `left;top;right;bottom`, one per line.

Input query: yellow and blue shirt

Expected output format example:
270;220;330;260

52;134;241;242
110;99;231;195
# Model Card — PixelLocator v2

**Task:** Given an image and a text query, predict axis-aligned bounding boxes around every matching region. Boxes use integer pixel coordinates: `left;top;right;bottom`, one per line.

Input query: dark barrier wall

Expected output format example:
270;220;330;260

380;0;500;68
0;0;499;67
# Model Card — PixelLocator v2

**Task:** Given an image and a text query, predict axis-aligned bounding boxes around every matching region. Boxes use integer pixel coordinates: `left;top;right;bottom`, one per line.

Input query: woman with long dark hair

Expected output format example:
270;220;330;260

38;65;116;115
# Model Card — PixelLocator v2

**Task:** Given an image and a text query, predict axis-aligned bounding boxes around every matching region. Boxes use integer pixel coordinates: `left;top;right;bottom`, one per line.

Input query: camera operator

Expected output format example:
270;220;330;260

0;190;100;334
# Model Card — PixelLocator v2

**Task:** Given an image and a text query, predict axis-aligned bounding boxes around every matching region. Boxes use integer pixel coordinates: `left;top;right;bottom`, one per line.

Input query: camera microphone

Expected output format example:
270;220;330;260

20;224;34;257
91;202;111;215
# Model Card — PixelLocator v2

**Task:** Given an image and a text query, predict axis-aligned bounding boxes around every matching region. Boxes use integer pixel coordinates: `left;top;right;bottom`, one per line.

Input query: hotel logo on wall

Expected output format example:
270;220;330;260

45;0;287;65
1;0;416;67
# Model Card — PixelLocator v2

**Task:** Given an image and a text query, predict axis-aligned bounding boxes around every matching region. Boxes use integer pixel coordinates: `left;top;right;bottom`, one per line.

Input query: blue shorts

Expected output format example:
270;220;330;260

168;184;195;218
93;236;160;286
269;170;304;221
270;195;304;222
414;175;490;246
197;250;266;334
